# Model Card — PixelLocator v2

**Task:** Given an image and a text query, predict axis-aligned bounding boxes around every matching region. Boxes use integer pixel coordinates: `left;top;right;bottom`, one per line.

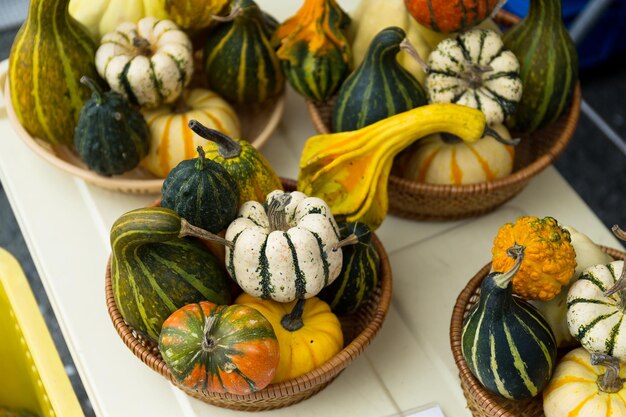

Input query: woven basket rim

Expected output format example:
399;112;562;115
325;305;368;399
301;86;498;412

449;245;626;417
104;178;393;407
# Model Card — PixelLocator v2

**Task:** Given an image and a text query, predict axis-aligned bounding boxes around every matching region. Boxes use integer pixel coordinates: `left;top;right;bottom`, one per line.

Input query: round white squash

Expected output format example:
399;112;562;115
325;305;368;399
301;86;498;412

95;17;193;108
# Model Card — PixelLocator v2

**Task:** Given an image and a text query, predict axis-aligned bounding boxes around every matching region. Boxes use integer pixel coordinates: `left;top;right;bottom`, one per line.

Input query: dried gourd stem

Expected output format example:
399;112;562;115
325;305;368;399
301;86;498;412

590;353;624;393
461;63;493;89
281;298;306;332
484;126;521;146
179;218;234;249
267;194;292;232
131;31;152;56
333;234;358;251
201;315;219;352
194;146;208;170
613;225;626;241
493;244;525;288
172;95;191;114
399;38;429;73
603;225;626;301
211;4;243;22
188;119;242;159
80;76;104;104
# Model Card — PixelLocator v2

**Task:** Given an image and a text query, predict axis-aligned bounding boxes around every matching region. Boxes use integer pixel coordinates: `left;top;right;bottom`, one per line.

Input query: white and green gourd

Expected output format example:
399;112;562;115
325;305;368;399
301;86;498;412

95;17;193;108
225;190;356;303
425;29;523;125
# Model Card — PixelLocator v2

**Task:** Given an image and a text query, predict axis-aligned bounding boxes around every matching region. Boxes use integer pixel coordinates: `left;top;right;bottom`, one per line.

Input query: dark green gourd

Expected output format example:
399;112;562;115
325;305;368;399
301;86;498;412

461;245;557;400
332;27;426;132
162;146;239;233
503;0;578;133
318;222;379;315
74;77;149;176
9;0;102;146
203;0;284;104
110;207;232;342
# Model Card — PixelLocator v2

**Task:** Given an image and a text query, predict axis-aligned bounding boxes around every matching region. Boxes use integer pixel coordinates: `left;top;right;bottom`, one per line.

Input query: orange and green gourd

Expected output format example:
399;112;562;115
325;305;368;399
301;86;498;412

9;0;101;146
404;0;500;33
273;0;351;103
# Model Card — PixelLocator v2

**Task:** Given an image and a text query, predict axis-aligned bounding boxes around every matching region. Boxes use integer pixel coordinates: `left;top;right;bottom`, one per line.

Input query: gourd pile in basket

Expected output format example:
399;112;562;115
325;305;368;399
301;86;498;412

461;217;626;417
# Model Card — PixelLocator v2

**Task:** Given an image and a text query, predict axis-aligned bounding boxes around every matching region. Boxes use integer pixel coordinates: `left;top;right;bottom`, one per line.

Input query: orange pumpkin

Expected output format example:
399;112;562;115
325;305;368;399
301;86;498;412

404;0;500;33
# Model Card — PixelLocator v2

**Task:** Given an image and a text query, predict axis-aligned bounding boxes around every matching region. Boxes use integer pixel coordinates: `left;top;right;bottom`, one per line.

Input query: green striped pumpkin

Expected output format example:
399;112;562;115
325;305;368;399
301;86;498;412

161;146;239;234
9;0;101;146
273;0;351;103
203;0;284;104
159;301;279;395
187;120;283;205
462;245;557;400
566;260;626;361
74;77;149;176
332;27;426;133
318;222;379;315
110;207;231;342
503;0;578;133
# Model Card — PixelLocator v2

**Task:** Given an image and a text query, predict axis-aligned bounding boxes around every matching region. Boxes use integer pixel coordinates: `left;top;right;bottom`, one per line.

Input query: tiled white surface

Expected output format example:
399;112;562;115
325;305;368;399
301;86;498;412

0;2;623;416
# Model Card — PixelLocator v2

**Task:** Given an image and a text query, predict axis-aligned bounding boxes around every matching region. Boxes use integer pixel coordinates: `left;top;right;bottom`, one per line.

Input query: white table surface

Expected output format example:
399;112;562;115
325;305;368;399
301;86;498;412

0;2;623;416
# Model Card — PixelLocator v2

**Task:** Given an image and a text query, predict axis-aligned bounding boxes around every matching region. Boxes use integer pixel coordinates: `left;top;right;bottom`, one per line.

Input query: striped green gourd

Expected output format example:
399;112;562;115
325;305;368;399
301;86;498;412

8;0;101;146
318;222;379;314
461;244;557;400
187;120;283;205
203;0;284;104
110;207;232;342
74;77;149;176
332;27;426;133
503;0;578;133
161;145;239;234
273;0;351;103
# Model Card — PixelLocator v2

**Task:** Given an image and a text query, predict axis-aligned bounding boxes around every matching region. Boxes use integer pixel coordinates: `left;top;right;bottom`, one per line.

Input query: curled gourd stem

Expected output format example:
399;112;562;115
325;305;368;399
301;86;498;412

399;38;429;73
590;352;624;393
267;194;292;232
179;218;234;249
604;225;626;299
80;76;104;104
484;126;521;146
333;234;358;251
493;244;525;288
211;4;243;22
281;298;306;332
188;119;242;159
201;315;218;352
131;32;152;56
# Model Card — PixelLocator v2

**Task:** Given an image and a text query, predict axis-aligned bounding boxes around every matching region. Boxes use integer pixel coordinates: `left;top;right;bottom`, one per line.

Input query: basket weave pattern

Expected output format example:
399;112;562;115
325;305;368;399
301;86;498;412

105;179;393;411
449;247;626;417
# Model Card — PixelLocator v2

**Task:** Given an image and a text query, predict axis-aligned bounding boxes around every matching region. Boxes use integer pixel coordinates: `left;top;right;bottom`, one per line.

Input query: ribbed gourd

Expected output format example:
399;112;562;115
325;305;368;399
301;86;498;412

318;222;380;315
273;0;351;103
161;146;239;234
462;244;557;400
503;0;579;133
404;0;501;33
9;0;101;146
187;120;283;205
203;0;284;104
74;77;149;176
332;27;427;133
110;207;232;342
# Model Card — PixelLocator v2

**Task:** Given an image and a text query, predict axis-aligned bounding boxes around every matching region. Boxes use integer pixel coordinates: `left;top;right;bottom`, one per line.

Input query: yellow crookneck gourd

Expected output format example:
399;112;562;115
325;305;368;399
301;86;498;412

297;103;507;229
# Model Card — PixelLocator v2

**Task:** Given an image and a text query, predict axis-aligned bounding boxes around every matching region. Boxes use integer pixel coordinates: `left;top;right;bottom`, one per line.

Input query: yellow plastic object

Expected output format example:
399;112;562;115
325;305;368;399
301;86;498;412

0;249;84;417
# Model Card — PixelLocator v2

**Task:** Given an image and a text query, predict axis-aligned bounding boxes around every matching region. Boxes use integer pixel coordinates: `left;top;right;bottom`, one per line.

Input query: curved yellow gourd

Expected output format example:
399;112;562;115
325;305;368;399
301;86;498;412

297;103;489;229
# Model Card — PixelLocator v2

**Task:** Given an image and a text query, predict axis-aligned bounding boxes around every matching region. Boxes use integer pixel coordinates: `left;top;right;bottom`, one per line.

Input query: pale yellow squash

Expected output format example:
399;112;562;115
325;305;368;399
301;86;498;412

141;89;240;177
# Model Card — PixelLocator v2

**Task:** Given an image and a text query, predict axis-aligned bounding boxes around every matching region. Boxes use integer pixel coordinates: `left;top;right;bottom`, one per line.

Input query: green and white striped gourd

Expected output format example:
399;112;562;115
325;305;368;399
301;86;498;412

9;0;101;146
203;0;284;104
225;190;351;303
332;27;427;133
110;207;232;342
503;0;578;133
567;260;626;361
462;244;557;400
95;17;193;108
426;29;522;125
318;222;379;315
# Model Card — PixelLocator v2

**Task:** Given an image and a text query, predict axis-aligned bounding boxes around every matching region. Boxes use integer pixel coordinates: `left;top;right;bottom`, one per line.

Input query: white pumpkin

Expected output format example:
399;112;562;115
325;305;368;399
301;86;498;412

567;260;626;360
531;226;613;347
398;123;513;185
95;17;193;108
426;29;522;125
225;190;344;303
544;348;626;417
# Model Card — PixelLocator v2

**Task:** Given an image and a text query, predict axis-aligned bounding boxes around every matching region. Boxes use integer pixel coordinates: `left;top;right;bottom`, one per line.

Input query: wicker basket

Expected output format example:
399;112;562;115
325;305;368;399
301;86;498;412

449;246;626;417
105;179;393;411
305;11;581;221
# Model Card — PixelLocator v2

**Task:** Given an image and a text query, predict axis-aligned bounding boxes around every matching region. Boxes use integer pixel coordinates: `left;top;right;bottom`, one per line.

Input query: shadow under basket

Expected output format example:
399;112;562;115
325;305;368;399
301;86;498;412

105;179;393;411
449;246;626;417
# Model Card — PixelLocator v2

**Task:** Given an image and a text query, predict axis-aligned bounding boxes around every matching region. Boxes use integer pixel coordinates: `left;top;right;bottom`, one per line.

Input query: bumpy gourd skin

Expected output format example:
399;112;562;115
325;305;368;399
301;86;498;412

492;216;576;301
